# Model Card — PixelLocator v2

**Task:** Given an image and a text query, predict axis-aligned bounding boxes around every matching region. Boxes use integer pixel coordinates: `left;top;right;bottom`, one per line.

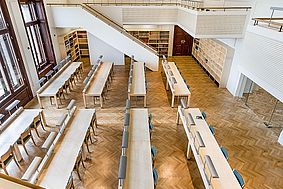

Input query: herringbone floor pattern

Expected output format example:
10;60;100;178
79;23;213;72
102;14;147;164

4;56;283;189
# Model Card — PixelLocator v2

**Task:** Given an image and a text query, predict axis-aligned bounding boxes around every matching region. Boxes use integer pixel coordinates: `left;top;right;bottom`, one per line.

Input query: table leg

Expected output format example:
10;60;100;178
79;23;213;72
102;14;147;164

144;96;146;107
186;142;192;159
37;94;43;108
100;95;103;108
187;94;190;107
176;108;180;124
13;143;23;162
166;80;169;90
54;94;59;108
171;94;175;108
83;94;87;108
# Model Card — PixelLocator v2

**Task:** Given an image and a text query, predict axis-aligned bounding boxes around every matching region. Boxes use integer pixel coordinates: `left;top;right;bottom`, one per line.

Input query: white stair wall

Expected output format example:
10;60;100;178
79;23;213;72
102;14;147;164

47;6;159;71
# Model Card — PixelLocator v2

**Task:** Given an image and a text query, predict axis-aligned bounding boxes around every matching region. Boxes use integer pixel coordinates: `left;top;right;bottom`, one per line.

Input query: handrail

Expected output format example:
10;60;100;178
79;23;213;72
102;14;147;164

46;3;158;55
46;2;252;12
252;17;283;32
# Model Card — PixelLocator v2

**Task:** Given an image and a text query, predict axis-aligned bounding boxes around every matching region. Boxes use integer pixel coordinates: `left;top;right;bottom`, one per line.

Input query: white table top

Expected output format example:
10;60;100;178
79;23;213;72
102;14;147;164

0;109;42;156
38;62;82;96
84;62;113;96
130;62;146;96
180;108;241;189
124;108;154;189
38;109;95;189
163;62;190;96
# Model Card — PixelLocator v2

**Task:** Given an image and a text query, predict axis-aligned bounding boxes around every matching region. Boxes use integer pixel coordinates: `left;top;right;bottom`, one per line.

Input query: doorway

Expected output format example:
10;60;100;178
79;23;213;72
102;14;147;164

173;25;193;56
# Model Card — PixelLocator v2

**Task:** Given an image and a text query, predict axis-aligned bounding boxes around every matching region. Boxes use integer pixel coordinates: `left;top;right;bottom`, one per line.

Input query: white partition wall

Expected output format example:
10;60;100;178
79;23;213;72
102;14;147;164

48;6;159;71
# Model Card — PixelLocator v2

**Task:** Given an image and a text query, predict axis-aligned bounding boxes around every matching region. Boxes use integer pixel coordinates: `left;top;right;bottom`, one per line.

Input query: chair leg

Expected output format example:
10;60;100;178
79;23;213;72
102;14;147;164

30;135;37;146
3;166;9;175
41;122;47;131
34;127;41;138
76;166;82;180
81;159;86;169
89;135;94;144
85;141;91;153
23;144;29;155
91;125;96;136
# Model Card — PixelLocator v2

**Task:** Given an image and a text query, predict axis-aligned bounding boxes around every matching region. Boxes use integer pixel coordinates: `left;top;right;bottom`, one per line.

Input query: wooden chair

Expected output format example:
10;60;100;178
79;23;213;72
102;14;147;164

70;73;76;86
0;146;20;175
50;88;65;105
84;128;94;153
30;113;46;138
90;112;97;135
153;168;158;189
63;80;71;94
17;127;37;155
151;145;157;167
73;148;85;180
66;174;75;189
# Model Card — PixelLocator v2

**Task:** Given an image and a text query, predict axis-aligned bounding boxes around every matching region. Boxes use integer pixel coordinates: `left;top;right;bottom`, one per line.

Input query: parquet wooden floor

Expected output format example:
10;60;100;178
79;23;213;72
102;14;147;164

241;85;283;136
3;56;283;189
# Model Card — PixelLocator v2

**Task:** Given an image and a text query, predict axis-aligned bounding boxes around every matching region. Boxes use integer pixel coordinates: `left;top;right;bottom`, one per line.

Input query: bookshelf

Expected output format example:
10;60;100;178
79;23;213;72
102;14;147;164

192;38;234;87
129;30;170;56
64;30;90;62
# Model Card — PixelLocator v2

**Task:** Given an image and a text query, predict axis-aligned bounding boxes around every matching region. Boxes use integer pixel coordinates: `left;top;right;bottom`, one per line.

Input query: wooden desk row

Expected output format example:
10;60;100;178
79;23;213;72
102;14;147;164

176;107;242;189
119;108;154;189
37;61;83;108
0;107;46;163
162;60;191;107
128;62;147;107
83;62;114;108
37;109;95;189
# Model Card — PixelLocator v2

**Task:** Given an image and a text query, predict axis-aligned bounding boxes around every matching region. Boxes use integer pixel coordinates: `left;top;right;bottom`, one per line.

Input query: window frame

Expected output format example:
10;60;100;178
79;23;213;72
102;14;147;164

0;0;32;112
19;0;56;78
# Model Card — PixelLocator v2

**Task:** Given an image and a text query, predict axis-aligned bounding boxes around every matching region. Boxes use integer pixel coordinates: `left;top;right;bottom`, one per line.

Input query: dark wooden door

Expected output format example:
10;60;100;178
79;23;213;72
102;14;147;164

173;25;193;56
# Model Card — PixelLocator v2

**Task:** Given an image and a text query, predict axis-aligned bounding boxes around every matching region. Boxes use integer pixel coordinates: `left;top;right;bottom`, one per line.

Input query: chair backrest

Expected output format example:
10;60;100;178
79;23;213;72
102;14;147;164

208;125;215;135
118;155;127;180
149;122;153;130
83;77;90;85
0;113;4;124
201;111;207;119
187;84;190;90
233;169;244;188
124;113;130;126
148;113;152;122
151;145;157;158
37;77;46;87
153;168;158;185
33;113;41;125
21;127;31;140
0;147;13;165
220;146;229;160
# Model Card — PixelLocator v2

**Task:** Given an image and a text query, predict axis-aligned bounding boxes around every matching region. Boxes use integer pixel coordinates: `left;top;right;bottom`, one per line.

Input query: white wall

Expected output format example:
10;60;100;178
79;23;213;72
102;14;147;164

49;6;159;71
88;33;125;65
252;0;283;17
92;6;123;25
6;0;39;95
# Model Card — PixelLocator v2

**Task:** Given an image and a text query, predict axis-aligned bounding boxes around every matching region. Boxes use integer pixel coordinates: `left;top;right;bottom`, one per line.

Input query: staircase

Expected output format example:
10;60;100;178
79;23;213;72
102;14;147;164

47;3;159;71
